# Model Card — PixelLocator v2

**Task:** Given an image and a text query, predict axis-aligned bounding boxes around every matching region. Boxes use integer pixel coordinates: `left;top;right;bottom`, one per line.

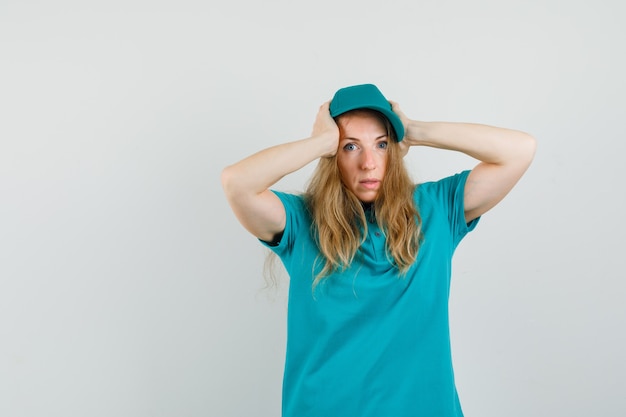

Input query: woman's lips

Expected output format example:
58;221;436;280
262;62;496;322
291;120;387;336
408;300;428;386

360;179;380;189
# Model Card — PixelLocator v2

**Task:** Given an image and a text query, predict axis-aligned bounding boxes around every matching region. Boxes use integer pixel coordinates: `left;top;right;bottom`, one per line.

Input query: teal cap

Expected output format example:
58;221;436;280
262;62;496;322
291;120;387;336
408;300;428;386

329;83;404;142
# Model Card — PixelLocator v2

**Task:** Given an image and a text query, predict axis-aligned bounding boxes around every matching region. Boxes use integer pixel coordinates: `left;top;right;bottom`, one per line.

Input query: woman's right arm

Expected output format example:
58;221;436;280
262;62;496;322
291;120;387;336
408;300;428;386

220;102;339;242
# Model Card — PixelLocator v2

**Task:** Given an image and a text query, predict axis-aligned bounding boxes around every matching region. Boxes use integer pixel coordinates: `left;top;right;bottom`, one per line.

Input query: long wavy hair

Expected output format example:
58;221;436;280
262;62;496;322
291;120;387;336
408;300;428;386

304;109;422;288
263;109;422;291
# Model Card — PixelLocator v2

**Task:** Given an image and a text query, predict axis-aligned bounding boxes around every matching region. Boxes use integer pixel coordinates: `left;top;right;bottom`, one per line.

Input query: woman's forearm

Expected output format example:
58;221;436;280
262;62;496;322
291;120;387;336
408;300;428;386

405;121;536;166
221;133;336;198
222;102;340;199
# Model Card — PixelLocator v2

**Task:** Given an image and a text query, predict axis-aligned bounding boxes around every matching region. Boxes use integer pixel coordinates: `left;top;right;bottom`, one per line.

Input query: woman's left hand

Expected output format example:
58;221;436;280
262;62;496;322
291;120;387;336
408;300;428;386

390;101;413;157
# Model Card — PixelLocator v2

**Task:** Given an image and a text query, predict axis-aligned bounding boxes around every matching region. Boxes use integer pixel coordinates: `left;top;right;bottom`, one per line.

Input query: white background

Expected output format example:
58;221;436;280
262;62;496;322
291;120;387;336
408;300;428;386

1;1;624;416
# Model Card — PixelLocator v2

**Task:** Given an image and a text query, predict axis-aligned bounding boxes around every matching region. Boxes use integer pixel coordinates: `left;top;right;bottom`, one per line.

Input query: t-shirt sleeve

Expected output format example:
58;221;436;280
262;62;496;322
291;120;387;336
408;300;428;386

423;170;480;246
258;190;306;256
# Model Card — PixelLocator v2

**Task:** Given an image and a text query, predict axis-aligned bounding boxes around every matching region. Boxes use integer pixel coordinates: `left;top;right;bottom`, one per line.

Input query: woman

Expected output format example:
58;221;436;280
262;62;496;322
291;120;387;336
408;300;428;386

221;84;536;417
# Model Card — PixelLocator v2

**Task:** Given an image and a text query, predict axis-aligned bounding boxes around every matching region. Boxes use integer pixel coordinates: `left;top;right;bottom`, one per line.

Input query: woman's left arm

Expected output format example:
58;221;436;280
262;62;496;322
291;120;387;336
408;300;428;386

392;103;537;223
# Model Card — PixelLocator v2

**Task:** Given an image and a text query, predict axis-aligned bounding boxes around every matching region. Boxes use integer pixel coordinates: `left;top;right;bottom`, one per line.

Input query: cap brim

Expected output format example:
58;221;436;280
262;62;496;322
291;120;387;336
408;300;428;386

329;84;405;141
331;103;405;142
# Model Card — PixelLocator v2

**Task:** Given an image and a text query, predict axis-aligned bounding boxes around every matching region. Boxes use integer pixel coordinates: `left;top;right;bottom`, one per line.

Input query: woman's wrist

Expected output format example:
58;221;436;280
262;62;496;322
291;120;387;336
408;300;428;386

404;120;429;146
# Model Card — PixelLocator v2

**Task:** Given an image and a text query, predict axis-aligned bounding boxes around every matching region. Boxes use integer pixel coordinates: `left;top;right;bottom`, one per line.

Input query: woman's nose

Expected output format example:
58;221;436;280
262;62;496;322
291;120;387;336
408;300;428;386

360;149;376;170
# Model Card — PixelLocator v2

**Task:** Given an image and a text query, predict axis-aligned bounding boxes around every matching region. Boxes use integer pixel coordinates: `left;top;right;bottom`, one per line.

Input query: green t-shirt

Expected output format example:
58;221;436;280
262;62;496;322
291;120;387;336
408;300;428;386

263;170;479;417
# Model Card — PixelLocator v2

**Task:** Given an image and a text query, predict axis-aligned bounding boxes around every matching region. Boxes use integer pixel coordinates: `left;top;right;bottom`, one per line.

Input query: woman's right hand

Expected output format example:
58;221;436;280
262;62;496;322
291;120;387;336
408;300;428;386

311;101;340;157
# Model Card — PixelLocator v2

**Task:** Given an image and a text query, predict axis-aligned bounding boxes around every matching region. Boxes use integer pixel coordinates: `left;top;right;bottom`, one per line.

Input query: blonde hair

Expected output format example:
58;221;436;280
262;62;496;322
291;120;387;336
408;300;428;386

265;109;422;290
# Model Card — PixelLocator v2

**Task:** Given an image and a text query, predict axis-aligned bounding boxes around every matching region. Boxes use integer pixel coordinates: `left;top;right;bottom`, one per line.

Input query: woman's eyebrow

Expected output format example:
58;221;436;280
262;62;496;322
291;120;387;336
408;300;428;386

340;134;388;141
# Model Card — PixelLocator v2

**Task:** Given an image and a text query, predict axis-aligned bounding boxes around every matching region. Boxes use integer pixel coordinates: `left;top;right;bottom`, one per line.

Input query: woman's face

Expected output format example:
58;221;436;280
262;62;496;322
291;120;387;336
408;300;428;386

336;111;389;203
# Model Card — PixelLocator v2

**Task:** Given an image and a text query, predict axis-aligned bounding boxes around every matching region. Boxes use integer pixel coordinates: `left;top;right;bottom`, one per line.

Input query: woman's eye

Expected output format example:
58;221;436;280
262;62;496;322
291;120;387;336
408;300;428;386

377;141;388;149
343;143;357;151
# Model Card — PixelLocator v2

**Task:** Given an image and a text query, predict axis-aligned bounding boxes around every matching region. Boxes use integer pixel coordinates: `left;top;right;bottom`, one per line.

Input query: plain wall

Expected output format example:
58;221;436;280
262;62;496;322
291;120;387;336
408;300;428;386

1;0;624;416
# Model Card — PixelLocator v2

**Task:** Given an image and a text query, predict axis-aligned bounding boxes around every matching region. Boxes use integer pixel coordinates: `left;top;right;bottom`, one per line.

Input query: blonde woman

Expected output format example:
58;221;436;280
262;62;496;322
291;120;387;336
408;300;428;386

221;84;536;417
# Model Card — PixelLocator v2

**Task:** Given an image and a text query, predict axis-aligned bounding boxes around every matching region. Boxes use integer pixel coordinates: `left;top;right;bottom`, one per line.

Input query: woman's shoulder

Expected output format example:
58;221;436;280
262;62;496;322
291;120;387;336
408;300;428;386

413;170;472;209
271;189;305;203
270;190;309;215
416;170;471;194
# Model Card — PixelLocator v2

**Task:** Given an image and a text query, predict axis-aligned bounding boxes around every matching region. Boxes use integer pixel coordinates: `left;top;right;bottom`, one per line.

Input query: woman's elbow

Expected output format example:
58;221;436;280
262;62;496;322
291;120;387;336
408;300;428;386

518;132;537;165
220;164;239;197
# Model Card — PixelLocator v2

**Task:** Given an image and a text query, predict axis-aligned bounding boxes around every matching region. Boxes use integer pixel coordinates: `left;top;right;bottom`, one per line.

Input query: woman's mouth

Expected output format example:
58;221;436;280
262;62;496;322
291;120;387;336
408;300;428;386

360;179;380;189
